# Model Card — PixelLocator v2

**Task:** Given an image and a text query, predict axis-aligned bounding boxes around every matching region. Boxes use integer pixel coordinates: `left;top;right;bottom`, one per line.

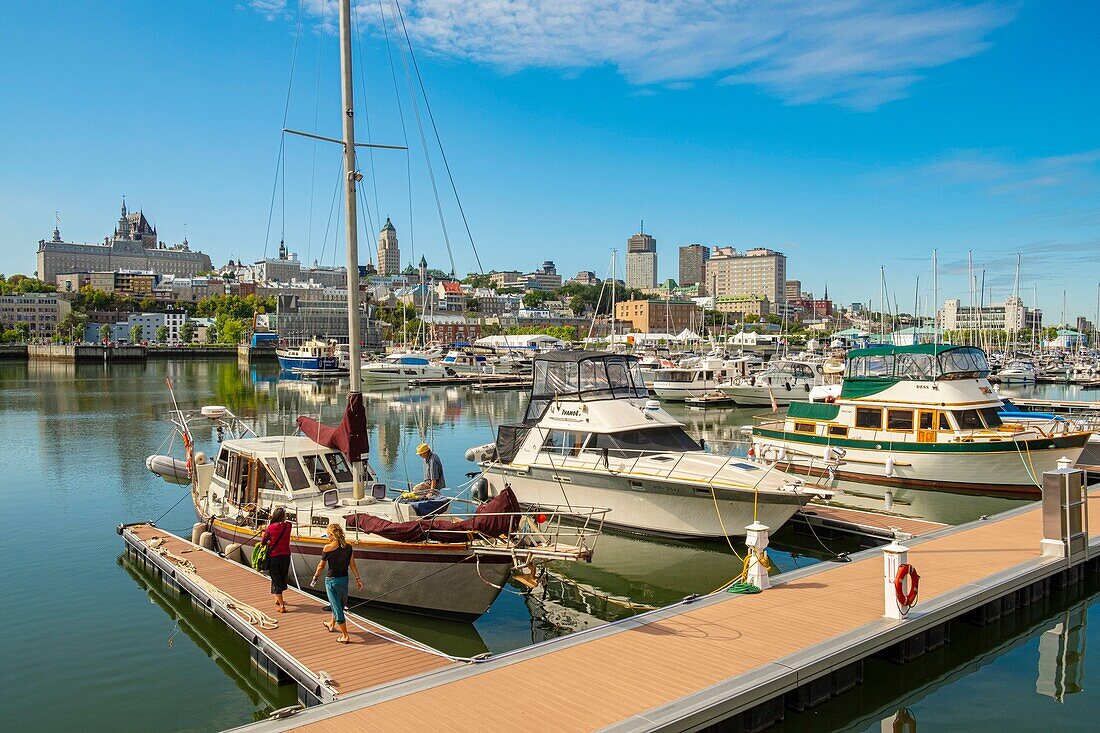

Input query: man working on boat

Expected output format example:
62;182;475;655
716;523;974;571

412;443;444;498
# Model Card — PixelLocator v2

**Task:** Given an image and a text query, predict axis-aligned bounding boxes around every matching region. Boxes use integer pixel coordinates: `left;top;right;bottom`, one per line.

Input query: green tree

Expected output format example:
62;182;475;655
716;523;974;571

15;322;30;341
214;313;246;344
205;323;218;344
179;321;195;344
462;273;493;288
129;324;144;344
138;297;157;311
0;274;56;295
99;323;111;343
56;311;88;343
155;325;170;343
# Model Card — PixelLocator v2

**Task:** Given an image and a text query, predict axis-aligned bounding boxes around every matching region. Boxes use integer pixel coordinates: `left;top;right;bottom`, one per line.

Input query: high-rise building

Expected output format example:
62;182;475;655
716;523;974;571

625;229;658;290
377;218;400;275
678;244;709;288
784;280;802;301
704;247;787;306
37;200;211;283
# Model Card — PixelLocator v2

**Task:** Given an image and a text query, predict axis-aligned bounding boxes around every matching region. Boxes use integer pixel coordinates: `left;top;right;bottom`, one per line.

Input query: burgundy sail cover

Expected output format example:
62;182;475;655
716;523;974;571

296;391;369;462
345;487;521;543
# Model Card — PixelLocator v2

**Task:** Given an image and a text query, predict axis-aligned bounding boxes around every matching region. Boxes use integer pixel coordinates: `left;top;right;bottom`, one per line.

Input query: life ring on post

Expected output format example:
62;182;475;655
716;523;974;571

894;563;920;608
824;395;836;403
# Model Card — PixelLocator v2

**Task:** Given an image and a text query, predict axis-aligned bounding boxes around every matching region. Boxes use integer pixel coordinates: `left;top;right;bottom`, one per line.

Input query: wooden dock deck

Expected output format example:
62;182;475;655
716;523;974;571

794;503;947;541
120;524;456;706
228;487;1100;733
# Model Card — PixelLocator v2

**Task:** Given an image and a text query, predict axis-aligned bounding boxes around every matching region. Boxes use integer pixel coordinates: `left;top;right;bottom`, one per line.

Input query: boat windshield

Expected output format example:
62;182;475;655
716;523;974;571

525;352;647;422
846;346;990;381
586;426;702;458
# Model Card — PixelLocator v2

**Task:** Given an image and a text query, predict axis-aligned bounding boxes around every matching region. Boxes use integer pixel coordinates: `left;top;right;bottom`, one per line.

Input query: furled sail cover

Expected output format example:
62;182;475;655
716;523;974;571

345;487;522;543
296;391;370;462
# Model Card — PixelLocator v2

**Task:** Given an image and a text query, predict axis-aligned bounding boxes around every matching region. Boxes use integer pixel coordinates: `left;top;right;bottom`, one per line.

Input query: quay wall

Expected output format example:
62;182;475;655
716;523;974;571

0;344;27;360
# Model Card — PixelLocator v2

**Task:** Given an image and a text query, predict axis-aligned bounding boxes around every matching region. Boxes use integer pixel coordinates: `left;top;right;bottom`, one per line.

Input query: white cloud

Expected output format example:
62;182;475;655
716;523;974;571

250;1;1013;109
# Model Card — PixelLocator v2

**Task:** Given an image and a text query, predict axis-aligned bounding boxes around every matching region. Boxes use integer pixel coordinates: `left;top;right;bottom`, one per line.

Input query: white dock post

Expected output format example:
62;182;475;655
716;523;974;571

883;541;909;620
745;522;771;591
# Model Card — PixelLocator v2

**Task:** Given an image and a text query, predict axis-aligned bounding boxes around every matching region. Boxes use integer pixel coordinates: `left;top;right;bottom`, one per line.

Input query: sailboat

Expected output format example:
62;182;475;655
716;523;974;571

144;0;604;619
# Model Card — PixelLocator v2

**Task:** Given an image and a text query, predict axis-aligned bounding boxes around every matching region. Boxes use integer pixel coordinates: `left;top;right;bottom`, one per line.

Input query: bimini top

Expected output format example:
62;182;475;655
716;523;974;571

526;351;648;422
842;344;990;398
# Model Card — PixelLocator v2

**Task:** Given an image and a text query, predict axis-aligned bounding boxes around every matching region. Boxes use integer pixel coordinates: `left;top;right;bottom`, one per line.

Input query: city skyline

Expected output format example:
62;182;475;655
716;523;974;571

0;2;1098;320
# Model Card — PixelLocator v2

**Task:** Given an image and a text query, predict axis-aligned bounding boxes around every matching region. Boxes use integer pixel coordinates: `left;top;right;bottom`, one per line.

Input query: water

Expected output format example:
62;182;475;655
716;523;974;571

0;358;1095;731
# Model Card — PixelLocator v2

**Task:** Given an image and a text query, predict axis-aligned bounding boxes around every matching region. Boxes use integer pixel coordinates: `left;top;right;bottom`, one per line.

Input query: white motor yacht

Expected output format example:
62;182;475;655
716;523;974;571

651;357;751;401
996;359;1038;384
361;353;449;384
719;359;837;406
467;351;824;539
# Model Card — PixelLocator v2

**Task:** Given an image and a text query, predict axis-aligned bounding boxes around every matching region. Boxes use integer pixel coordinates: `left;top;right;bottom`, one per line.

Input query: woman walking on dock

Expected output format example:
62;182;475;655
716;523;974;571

312;523;363;643
260;507;292;613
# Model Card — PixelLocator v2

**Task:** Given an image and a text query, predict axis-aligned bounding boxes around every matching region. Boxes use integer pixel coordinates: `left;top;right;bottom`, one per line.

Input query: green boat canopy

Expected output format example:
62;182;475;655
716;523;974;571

787;402;841;421
842;344;990;393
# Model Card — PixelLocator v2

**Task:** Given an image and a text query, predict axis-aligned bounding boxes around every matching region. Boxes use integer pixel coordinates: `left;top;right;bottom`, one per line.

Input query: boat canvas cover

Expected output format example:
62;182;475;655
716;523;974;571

495;424;531;464
345;487;522;543
787;401;841;421
296;392;370;462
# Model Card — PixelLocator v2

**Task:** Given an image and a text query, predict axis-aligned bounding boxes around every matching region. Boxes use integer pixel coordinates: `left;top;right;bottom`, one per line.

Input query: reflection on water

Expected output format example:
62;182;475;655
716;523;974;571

0;358;1089;732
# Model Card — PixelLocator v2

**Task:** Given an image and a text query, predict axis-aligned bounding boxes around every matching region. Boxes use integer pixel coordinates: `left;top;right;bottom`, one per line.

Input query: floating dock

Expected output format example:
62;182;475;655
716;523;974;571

408;373;532;389
792;503;947;543
222;479;1099;733
119;524;456;708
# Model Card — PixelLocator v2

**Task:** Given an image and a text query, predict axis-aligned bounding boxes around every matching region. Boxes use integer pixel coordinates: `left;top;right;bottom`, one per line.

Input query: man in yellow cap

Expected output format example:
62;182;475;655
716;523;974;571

413;443;445;497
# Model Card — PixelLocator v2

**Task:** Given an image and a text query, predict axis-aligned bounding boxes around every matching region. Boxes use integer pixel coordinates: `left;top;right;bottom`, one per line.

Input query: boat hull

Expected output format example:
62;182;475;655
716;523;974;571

361;365;446;383
753;430;1089;496
277;355;340;371
719;385;812;406
482;465;804;539
209;520;510;620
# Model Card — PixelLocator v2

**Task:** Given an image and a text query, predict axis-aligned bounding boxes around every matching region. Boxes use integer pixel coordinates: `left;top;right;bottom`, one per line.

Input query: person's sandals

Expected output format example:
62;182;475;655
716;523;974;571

337;636;351;644
323;621;336;632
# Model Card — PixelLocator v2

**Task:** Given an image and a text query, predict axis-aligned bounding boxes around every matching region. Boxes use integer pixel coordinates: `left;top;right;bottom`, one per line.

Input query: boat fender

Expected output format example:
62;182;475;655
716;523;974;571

803;383;811;392
825;395;835;403
894;563;919;608
191;522;206;545
885;455;895;478
199;531;215;551
892;708;917;733
777;446;787;462
784;382;792;391
194;451;207;465
472;477;490;503
747;444;756;458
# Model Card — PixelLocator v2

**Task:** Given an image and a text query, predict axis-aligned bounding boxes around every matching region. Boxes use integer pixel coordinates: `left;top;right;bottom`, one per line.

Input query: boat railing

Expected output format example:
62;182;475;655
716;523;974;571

437;498;609;562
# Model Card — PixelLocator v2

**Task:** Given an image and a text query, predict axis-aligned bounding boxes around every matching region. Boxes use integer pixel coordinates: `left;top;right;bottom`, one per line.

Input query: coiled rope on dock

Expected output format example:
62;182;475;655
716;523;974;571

146;535;279;630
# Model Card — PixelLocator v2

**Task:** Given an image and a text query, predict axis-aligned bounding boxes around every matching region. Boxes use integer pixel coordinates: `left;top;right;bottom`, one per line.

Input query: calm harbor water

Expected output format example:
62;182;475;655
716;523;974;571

0;358;1096;731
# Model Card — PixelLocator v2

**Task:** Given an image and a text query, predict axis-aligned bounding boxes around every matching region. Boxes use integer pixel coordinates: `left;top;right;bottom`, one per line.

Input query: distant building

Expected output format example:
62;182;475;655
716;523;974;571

705;247;787;307
489;271;526;290
37;200;211;284
614;298;696;334
435;281;465;312
678;244;709;288
1051;329;1088;349
568;271;600;286
421;314;481;343
87;310;189;344
377;218;400;275
939;296;1041;333
524;261;562;291
0;293;71;338
625;229;658;290
271;289;380;348
784;280;802;301
714;294;771;320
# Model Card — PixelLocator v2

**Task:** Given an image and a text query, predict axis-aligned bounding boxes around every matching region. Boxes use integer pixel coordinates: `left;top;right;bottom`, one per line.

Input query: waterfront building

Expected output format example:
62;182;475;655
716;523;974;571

0;293;71;338
421;314;481;343
615;298;696;334
37;201;211;284
626;230;658;290
705;247;787;307
678;244;709;288
939;296;1042;333
377;218;400;275
714;294;771;320
271;289;381;348
86;310;189;344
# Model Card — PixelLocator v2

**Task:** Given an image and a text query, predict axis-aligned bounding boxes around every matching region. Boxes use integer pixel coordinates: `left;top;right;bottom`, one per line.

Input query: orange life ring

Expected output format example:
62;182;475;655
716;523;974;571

824;395;836;403
894;563;919;607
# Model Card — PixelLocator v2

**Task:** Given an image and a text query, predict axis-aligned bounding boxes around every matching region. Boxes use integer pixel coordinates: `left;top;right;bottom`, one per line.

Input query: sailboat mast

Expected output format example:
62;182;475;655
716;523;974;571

338;0;365;498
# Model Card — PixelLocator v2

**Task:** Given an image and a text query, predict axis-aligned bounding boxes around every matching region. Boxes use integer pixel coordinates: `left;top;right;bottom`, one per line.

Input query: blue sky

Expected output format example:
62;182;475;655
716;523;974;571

1;1;1097;321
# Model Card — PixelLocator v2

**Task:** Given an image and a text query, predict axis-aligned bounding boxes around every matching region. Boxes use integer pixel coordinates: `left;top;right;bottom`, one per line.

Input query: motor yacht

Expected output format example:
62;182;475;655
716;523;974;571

276;338;340;372
650;356;752;402
466;351;824;539
361;353;449;384
719;359;837;406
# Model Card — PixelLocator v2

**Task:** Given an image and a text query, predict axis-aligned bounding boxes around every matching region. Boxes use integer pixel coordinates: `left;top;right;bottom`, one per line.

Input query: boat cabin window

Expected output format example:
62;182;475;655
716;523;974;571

919;412;934;430
978;407;1003;428
586;427;701;458
303;455;334;487
939;412;953;431
661;370;697;383
215;448;229;479
955;410;984;430
262;458;285;491
542;429;589;457
828;425;848;437
887;409;914;431
937;348;990;379
325;452;353;483
526;353;648;422
793;422;816;434
855;408;882;429
282;457;311;491
847;354;894;379
895;353;935;380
